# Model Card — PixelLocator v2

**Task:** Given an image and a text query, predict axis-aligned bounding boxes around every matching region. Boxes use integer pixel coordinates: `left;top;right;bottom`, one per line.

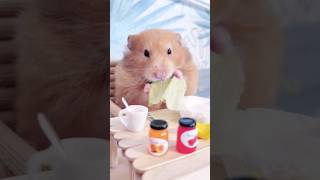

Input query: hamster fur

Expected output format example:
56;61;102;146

115;29;198;110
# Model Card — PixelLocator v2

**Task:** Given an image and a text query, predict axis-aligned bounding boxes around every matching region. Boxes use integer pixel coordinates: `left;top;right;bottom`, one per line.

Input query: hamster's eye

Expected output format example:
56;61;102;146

167;48;172;55
144;50;150;58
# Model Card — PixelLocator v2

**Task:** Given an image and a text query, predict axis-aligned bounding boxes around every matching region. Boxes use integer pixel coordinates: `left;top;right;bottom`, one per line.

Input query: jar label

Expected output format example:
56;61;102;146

180;129;198;148
149;137;168;156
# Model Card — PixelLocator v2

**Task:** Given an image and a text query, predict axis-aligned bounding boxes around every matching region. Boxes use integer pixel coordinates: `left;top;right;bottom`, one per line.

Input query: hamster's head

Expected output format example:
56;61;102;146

125;29;190;83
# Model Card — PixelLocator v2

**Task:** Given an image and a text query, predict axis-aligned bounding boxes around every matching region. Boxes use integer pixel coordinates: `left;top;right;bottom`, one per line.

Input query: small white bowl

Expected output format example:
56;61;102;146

179;96;210;123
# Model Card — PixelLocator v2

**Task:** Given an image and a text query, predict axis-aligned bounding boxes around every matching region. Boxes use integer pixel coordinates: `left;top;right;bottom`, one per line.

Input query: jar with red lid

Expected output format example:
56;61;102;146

176;117;198;154
148;119;169;156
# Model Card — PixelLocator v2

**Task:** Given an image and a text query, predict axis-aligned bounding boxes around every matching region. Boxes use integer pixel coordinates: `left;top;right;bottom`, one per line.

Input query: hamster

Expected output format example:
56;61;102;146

115;29;198;110
15;0;107;149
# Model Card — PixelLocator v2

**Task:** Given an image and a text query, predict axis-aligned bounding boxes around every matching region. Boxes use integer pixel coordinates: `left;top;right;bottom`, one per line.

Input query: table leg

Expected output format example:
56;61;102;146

110;136;119;168
129;162;135;180
135;172;142;180
128;162;143;180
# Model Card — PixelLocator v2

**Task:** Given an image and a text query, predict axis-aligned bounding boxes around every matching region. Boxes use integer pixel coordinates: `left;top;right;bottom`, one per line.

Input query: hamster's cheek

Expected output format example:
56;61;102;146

143;68;157;82
171;52;184;67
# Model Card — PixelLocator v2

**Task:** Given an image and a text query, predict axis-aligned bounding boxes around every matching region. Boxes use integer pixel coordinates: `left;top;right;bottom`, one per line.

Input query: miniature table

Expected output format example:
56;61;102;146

110;109;211;180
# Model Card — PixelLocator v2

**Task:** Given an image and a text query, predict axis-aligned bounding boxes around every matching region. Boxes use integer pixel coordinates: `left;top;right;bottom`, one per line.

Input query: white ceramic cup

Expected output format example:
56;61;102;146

27;138;107;180
118;105;148;132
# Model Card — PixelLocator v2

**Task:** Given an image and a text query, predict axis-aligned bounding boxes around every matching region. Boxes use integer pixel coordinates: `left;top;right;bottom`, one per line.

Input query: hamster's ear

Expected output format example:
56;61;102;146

175;33;182;45
127;35;136;50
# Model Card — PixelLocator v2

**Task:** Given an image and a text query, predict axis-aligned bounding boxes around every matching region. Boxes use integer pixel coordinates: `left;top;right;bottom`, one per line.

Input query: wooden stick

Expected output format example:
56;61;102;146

109;89;115;98
142;148;210;180
110;67;116;74
109;82;115;89
110;61;119;67
110;136;119;168
110;74;115;81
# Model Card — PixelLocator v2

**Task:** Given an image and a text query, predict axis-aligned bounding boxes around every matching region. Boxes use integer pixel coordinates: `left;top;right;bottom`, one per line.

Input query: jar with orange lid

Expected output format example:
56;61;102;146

148;119;169;156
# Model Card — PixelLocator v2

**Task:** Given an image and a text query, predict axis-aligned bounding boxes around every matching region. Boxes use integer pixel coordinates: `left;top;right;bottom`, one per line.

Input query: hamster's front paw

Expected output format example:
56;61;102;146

173;69;183;79
149;101;167;111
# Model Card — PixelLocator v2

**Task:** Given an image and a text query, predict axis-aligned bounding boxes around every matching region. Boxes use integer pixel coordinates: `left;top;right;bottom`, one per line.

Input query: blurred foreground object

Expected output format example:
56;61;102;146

213;0;282;109
0;0;37;178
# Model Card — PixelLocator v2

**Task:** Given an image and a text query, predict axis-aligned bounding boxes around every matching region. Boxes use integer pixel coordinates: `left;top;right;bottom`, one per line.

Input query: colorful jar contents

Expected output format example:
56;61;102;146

176;118;198;154
196;117;210;140
148;119;169;156
196;122;210;140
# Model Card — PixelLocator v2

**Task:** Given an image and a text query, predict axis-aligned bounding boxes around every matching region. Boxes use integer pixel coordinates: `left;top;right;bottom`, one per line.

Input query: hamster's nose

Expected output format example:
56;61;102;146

154;70;167;80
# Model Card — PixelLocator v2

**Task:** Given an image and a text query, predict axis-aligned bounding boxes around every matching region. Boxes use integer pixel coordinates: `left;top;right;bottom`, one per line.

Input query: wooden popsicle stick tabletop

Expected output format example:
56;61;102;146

118;137;148;150
118;127;178;150
126;139;210;173
110;108;210;179
141;147;210;180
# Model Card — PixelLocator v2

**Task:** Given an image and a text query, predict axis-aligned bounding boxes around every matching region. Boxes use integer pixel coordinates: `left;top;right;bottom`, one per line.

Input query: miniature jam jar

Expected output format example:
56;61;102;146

149;119;169;156
176;117;198;154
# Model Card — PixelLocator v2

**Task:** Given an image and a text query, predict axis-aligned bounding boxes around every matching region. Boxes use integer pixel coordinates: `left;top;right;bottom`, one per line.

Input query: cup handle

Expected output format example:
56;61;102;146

27;151;52;180
118;109;128;128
